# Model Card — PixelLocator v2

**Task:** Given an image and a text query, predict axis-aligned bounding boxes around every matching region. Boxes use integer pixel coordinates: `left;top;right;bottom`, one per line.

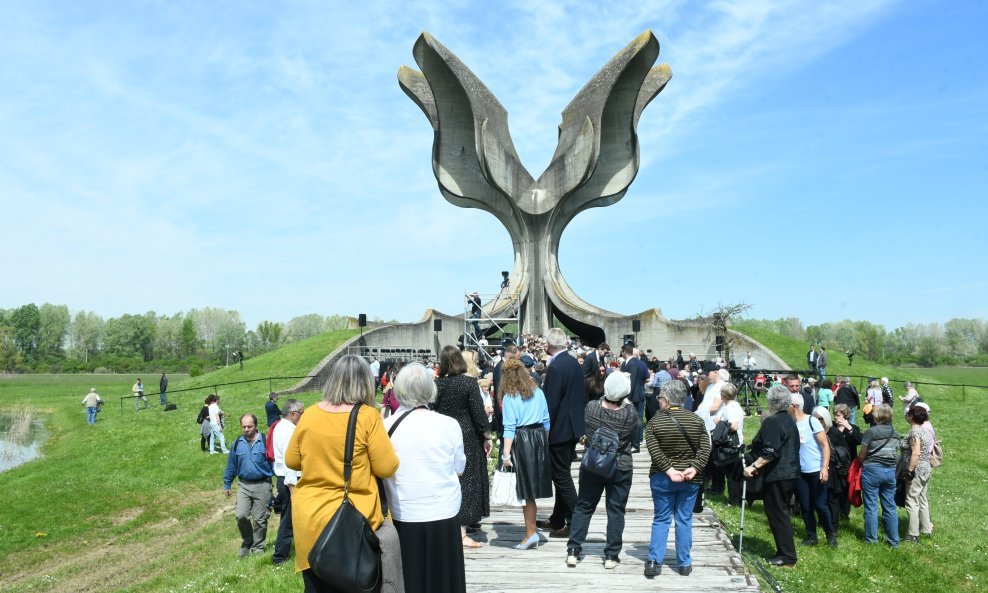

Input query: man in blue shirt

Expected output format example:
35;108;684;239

224;414;274;557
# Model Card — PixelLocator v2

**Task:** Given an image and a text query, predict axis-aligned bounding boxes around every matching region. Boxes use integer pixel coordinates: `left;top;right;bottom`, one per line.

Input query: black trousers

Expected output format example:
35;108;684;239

272;475;294;563
548;439;579;527
763;478;798;564
567;468;633;558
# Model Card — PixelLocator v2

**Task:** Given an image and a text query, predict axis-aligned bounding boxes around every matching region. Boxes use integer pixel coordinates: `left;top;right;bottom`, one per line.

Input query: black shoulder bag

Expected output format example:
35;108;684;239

308;403;382;593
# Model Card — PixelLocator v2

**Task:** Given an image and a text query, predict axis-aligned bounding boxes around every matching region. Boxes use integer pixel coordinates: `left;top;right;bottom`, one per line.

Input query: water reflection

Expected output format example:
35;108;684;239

0;410;47;473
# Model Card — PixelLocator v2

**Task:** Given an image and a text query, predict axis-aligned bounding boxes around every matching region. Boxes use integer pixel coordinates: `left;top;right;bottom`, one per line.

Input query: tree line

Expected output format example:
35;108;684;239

740;316;988;367
0;303;388;375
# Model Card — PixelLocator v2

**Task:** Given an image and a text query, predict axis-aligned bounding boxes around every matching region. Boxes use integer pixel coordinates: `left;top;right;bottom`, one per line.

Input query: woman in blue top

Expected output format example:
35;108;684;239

499;358;552;550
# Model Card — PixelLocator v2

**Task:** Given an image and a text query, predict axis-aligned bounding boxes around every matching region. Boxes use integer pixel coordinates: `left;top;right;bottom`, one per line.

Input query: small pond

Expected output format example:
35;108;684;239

0;410;48;473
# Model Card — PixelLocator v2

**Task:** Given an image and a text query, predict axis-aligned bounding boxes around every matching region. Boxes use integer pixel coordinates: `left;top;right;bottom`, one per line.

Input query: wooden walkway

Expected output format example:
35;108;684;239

465;450;760;592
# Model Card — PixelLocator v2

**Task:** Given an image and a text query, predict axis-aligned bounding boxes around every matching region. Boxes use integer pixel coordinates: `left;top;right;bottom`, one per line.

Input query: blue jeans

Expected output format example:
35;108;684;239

211;426;229;453
649;473;699;567
86;406;98;425
160;390;167;405
861;464;899;547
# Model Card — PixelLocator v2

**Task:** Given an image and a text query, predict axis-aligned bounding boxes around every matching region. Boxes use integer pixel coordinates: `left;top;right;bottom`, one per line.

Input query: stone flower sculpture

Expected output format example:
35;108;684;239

399;31;671;335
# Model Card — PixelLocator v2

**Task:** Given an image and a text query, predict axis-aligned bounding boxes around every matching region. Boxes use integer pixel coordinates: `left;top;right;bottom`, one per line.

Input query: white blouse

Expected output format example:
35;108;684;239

383;407;466;522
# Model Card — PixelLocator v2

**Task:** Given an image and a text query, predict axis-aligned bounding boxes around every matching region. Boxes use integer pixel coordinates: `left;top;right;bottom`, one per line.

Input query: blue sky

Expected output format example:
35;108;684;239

1;0;985;331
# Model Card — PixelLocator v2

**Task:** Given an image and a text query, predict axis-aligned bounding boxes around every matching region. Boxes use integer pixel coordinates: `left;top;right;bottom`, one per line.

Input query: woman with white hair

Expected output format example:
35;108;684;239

566;371;641;569
384;363;467;593
743;385;801;567
789;392;836;547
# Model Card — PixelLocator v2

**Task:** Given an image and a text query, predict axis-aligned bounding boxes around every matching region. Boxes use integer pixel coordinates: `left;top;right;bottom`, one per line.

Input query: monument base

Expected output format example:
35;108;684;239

282;308;788;394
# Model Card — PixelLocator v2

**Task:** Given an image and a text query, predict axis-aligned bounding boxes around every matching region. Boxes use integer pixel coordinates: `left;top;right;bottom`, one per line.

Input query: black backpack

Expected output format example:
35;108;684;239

831;440;852;476
581;425;621;479
710;421;742;467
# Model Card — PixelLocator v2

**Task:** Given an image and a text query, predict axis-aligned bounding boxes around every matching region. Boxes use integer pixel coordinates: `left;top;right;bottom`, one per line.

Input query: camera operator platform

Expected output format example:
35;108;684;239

463;279;521;365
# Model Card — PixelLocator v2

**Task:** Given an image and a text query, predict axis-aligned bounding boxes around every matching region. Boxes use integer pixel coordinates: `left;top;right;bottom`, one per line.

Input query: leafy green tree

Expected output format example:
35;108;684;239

10;303;41;361
179;317;199;357
257;320;283;347
38;303;71;359
188;308;245;364
103;312;158;361
284;314;329;342
0;325;23;371
70;310;105;363
154;314;185;359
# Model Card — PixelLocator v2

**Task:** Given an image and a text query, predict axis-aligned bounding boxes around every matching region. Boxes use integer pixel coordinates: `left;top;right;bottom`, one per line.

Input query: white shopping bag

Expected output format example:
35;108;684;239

490;466;524;507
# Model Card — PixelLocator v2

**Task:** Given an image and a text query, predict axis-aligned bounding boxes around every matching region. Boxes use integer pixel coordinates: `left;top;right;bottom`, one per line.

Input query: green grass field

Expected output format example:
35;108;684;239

0;329;357;593
716;327;988;593
1;325;985;593
897;366;988;386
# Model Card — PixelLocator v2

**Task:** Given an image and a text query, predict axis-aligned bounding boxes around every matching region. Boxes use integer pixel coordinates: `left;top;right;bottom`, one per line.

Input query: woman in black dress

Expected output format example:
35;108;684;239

434;345;492;548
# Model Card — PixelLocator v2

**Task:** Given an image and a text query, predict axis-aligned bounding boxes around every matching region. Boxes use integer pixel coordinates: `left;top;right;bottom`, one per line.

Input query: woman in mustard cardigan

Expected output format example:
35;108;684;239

286;355;401;592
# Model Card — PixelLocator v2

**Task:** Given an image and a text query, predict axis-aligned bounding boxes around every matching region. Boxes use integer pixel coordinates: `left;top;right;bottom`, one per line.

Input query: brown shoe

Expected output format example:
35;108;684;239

549;525;570;538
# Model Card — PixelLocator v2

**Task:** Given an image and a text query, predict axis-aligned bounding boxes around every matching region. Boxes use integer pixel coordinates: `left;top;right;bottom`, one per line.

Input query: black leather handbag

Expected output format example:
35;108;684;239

308;403;382;593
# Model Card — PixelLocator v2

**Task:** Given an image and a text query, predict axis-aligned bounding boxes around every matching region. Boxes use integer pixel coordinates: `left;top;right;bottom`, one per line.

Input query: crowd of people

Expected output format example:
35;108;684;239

209;334;938;591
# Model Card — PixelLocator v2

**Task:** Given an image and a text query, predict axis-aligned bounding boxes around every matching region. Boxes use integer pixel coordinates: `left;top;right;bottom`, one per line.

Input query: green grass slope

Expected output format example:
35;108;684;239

0;329;357;593
718;324;987;593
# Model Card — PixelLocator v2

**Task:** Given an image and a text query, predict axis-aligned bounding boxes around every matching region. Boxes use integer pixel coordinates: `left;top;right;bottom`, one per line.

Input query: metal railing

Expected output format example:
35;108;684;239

117;374;318;414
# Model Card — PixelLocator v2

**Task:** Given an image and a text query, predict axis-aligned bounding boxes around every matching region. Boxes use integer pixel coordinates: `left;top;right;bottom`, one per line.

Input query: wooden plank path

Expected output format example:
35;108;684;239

464;449;760;592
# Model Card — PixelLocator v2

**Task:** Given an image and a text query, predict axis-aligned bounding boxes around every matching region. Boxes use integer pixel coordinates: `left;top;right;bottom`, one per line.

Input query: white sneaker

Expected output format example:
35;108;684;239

603;557;620;569
566;551;580;567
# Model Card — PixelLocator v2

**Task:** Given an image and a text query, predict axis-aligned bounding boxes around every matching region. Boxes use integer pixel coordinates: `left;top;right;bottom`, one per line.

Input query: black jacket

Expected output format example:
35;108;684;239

543;351;587;445
750;411;800;482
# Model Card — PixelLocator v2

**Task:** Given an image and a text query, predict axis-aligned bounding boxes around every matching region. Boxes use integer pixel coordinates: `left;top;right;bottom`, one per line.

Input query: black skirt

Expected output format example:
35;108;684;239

512;424;553;500
393;517;466;593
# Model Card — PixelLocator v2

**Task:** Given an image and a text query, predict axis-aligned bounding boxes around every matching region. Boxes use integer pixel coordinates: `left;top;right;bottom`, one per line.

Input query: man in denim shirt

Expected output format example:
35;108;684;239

224;414;274;557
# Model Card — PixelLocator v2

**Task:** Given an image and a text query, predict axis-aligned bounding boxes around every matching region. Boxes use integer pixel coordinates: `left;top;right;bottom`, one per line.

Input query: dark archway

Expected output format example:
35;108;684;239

551;304;605;347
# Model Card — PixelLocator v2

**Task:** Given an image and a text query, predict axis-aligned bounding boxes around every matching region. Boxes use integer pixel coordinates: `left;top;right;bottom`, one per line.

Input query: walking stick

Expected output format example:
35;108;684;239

739;475;747;554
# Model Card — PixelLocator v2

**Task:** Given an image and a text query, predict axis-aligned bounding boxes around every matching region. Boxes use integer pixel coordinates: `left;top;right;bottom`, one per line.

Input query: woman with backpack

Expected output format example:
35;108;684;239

197;395;215;452
565;371;641;570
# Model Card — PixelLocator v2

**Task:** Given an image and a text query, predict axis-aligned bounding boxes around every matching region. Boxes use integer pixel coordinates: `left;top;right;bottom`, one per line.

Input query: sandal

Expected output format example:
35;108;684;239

462;536;483;549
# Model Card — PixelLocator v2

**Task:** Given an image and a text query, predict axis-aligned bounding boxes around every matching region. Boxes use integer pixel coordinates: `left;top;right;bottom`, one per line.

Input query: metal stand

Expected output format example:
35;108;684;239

736;371;763;416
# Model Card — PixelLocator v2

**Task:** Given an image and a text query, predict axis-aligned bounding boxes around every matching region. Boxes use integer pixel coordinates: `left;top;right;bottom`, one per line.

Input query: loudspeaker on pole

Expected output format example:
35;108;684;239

632;319;641;333
434;319;443;332
358;314;367;327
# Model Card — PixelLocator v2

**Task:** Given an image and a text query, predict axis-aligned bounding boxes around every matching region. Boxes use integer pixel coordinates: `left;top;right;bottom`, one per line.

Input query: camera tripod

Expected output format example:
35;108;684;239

736;370;763;416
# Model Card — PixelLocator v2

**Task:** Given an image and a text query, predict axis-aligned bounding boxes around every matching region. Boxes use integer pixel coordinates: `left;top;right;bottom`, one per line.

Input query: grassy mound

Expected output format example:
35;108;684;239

718;324;987;593
0;329;356;593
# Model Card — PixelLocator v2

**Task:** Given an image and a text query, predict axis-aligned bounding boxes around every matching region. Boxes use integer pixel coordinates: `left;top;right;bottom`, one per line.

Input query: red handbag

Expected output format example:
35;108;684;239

847;457;863;508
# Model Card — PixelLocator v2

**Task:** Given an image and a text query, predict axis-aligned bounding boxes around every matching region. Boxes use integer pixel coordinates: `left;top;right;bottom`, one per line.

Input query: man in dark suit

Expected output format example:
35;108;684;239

620;344;648;452
582;342;609;379
538;328;586;538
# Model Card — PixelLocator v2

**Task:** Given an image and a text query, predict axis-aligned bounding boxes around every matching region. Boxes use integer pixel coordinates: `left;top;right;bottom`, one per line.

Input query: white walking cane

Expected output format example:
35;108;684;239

738;448;748;554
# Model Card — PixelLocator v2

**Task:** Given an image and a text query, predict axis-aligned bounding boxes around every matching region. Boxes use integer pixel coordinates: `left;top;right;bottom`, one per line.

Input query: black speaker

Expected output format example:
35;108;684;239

358;314;367;327
434;319;442;332
632;319;641;333
716;335;724;347
623;334;635;346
